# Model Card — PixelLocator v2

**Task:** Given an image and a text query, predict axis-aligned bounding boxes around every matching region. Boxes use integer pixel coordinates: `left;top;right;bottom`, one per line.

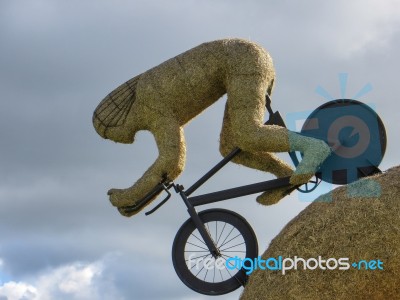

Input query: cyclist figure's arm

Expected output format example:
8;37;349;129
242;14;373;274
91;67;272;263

108;117;186;215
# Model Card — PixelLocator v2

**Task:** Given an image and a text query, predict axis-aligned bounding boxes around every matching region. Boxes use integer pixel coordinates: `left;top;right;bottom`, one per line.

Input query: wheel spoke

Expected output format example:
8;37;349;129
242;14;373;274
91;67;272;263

204;267;209;281
220;241;245;252
185;252;210;262
220;253;235;259
219;268;224;281
189;254;212;270
190;232;206;245
219;233;241;248
215;221;218;245
195;265;205;277
186;241;209;251
216;222;227;245
221;254;238;267
220;256;233;277
219;226;234;248
213;263;216;283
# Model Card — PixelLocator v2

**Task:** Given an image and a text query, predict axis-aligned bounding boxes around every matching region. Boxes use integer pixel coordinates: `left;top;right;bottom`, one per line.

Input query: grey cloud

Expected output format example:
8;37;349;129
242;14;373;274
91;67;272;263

0;0;399;299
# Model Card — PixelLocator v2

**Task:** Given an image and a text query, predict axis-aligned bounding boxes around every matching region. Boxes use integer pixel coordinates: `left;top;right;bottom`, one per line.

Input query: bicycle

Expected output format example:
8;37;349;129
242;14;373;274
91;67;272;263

121;95;387;295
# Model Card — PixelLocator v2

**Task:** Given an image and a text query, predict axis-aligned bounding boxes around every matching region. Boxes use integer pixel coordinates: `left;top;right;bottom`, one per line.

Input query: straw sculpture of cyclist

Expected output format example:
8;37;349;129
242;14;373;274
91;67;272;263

93;38;331;217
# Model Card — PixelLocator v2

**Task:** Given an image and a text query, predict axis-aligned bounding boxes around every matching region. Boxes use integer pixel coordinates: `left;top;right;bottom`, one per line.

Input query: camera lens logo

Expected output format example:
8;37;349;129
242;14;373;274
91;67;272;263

327;115;370;159
287;73;386;186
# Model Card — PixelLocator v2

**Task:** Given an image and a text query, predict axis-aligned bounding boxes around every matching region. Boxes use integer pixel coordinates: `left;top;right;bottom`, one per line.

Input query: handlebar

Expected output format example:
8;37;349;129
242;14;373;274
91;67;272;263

120;181;173;215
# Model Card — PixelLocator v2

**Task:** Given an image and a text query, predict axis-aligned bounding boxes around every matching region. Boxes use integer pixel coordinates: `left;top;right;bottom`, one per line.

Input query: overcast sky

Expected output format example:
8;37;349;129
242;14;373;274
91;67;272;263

0;0;399;299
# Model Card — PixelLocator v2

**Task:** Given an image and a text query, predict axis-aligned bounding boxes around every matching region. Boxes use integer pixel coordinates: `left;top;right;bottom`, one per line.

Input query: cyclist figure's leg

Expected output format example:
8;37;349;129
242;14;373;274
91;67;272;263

222;74;331;185
220;103;293;205
220;105;293;177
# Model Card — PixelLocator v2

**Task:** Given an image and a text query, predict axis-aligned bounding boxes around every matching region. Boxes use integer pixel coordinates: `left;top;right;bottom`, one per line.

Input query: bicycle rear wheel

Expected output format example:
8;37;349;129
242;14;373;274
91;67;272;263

172;209;258;295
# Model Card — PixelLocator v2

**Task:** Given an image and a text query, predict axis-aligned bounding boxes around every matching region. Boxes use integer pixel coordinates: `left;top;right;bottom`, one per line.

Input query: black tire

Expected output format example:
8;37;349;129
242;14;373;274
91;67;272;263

172;209;258;296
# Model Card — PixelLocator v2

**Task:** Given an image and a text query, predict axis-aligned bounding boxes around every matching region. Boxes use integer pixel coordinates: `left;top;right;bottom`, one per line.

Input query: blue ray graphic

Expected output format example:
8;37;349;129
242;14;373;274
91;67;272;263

353;83;373;99
339;73;348;99
315;85;334;101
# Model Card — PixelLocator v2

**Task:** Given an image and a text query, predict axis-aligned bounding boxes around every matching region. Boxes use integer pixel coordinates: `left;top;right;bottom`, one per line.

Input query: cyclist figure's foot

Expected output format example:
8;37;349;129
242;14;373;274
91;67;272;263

256;186;294;205
289;135;332;185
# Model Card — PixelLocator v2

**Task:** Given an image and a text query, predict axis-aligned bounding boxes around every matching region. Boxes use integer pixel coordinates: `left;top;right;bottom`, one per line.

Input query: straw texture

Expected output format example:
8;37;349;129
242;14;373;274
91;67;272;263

241;166;400;300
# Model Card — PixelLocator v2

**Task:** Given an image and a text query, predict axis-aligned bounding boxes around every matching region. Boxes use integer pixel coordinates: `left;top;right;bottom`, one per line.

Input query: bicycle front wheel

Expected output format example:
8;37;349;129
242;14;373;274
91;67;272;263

172;209;258;295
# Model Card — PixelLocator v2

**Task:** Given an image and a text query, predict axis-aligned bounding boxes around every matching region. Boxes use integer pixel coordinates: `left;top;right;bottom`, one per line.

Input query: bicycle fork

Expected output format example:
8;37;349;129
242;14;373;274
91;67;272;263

176;185;221;258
